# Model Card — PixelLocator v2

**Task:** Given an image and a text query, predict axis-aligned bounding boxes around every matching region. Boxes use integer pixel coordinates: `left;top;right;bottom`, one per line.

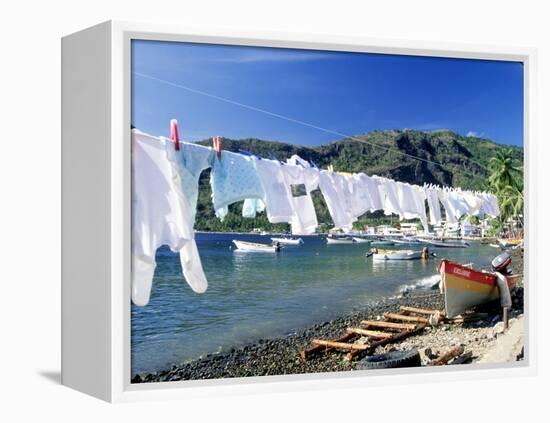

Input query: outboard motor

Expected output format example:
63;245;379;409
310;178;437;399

491;252;512;275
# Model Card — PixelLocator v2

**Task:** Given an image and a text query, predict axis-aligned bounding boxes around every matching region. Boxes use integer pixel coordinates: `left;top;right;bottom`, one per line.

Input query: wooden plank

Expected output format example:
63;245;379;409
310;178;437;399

429;346;465;366
311;339;369;351
346;324;427;361
384;312;429;324
346;328;393;339
399;306;445;317
361;320;417;331
299;332;355;360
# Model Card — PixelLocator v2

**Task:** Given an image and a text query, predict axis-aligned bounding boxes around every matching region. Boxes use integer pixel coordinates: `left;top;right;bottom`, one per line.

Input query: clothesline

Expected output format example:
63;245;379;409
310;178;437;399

133;72;486;173
131;128;499;306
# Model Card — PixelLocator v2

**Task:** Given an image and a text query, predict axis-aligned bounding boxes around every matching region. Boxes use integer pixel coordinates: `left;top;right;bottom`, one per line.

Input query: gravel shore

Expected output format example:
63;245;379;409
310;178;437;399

132;249;524;384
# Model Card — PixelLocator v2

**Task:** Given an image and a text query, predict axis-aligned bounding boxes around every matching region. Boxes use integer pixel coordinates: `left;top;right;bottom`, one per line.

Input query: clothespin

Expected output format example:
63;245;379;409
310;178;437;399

213;136;222;160
170;119;180;151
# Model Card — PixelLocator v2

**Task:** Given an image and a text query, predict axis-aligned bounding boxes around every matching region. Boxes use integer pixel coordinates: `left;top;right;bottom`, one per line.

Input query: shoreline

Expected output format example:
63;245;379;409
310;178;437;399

132;250;524;384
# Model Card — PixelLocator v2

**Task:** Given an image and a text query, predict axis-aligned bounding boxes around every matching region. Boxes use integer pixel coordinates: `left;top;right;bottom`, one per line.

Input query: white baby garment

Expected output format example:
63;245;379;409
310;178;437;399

131;130;210;306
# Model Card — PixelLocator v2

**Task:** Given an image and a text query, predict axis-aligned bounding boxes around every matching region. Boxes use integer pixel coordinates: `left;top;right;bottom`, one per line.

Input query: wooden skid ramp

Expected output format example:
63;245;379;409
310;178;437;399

299;306;443;362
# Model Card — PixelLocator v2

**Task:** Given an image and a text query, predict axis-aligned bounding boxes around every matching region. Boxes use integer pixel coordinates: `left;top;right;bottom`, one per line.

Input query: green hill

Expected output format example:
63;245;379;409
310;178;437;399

194;129;523;232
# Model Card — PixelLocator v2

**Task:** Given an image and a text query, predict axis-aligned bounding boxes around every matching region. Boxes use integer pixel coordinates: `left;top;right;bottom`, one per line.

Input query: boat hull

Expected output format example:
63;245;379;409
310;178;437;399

271;237;303;245
372;250;423;261
420;239;468;248
232;240;279;252
439;259;519;318
326;238;354;244
352;237;370;243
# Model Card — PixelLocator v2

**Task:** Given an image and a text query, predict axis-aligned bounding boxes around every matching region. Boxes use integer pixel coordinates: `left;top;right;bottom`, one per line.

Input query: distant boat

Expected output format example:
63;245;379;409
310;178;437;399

439;258;519;318
352;237;370;244
372;249;424;261
419;238;469;248
370;240;395;247
233;240;281;252
271;237;304;245
326;237;355;245
392;237;422;245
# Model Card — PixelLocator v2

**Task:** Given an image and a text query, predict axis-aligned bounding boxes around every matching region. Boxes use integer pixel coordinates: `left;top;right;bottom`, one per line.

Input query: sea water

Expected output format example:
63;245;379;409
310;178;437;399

131;234;498;374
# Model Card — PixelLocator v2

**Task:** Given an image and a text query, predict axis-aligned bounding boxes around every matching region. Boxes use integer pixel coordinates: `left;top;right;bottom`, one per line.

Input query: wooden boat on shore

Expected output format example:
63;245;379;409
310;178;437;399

419;238;469;248
270;237;303;245
372;249;425;261
232;240;281;252
438;259;519;318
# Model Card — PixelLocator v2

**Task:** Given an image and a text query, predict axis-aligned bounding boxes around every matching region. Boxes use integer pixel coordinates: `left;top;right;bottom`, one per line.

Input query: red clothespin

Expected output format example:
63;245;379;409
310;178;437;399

213;135;222;160
170;119;180;151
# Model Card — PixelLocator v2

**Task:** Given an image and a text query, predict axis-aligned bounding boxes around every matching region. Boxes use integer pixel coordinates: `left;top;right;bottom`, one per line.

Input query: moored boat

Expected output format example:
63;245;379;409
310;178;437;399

370;240;395;247
326;236;355;245
232;240;281;252
419;238;469;248
371;249;425;261
497;238;523;248
271;237;304;245
352;237;370;243
438;256;519;318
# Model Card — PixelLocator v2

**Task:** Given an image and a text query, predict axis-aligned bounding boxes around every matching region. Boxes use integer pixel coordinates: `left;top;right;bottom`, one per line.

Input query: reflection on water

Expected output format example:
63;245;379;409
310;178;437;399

131;233;497;374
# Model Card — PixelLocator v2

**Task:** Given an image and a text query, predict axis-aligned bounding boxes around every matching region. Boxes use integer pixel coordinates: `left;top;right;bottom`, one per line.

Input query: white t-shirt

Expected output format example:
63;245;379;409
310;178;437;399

318;171;356;232
425;187;442;225
281;156;320;235
253;158;295;223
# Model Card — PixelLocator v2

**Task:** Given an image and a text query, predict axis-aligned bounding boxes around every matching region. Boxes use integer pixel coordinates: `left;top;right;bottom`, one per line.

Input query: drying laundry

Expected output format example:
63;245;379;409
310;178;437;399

131;130;211;306
282;155;320;235
425;187;442;225
210;151;265;220
242;198;266;218
252;158;295;223
318;170;356;232
379;178;403;217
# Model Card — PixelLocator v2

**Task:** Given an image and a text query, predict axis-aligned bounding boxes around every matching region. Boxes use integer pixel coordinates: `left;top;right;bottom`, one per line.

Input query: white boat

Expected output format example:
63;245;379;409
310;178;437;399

271;237;304;245
372;249;424;261
392;237;422;245
419;238;469;248
352;237;370;244
326;237;355;245
232;240;281;252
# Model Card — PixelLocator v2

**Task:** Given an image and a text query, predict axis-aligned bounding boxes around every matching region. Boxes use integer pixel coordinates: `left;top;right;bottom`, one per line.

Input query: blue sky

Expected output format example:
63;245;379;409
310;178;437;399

131;40;524;147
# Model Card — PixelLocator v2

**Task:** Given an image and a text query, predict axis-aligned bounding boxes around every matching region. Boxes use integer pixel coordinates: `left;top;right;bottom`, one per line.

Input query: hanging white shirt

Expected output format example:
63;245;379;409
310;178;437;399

253;158;295;223
379;178;402;217
438;190;457;225
318;170;356;232
282;156;320;235
425;187;442;225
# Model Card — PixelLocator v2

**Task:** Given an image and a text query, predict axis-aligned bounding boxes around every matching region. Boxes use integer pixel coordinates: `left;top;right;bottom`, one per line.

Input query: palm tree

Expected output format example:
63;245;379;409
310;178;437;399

487;148;522;192
486;148;524;235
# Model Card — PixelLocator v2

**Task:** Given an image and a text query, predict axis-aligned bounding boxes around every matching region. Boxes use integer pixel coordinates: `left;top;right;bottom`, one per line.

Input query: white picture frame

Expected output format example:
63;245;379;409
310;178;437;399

61;20;537;403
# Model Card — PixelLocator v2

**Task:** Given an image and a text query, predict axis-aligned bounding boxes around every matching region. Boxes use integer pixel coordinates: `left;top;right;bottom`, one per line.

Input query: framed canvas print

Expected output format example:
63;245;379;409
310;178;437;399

61;21;537;402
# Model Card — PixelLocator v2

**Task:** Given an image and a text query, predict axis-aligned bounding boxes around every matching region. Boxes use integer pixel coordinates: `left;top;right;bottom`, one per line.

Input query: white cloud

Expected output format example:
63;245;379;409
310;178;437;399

466;131;484;138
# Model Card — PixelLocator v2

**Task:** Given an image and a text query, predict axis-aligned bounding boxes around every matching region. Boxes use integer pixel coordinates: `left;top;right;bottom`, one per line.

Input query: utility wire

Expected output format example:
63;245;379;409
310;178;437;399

133;72;482;171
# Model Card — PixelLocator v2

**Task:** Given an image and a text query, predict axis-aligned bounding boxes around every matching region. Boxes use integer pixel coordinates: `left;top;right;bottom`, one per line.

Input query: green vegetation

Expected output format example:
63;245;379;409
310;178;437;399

486;147;524;235
192;129;524;232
